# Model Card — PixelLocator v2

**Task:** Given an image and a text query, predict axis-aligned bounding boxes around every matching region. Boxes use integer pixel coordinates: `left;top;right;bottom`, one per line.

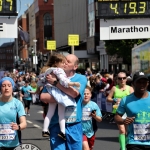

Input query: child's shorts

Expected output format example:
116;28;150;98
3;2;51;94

83;134;95;149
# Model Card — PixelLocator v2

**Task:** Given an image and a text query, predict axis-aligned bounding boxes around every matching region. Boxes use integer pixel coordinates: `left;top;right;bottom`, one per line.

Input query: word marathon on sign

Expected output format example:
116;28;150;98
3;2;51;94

98;0;150;19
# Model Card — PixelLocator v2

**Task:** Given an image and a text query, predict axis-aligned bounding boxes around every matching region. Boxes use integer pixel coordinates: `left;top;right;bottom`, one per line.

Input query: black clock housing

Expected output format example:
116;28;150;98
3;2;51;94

0;0;17;16
97;0;150;19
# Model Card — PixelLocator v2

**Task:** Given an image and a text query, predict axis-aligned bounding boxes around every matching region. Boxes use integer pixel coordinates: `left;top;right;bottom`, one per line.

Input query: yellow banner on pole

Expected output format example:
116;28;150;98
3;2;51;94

47;41;56;50
68;34;79;46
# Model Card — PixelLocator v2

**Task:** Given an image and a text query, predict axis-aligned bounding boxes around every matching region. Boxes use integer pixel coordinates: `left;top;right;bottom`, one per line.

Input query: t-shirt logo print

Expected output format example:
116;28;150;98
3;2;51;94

139;72;144;75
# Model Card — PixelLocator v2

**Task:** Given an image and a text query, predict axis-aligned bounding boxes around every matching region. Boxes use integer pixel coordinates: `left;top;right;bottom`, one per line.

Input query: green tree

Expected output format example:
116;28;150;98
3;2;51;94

105;39;148;63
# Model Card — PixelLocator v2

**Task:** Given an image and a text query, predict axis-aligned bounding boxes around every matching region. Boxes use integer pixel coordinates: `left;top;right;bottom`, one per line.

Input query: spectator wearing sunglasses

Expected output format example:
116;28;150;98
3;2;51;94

107;72;134;150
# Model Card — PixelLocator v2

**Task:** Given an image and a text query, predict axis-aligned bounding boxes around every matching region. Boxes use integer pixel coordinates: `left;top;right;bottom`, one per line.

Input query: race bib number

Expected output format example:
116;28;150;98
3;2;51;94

82;108;92;121
0;124;15;141
65;107;77;123
24;93;29;98
133;123;150;141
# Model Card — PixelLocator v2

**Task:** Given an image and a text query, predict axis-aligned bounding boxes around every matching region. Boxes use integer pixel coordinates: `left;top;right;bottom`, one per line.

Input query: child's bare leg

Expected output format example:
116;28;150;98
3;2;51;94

43;103;57;132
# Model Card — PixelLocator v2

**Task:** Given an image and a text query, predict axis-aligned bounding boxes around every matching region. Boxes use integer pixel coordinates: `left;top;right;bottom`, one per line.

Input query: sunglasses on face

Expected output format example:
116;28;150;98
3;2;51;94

118;77;127;80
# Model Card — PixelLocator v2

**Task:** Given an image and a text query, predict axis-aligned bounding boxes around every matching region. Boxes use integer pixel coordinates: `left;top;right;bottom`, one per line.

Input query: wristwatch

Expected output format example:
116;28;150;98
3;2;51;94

53;80;59;86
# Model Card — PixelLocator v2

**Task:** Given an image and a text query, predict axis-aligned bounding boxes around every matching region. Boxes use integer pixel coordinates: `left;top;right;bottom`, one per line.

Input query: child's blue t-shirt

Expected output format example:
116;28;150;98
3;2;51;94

82;101;102;138
117;92;150;145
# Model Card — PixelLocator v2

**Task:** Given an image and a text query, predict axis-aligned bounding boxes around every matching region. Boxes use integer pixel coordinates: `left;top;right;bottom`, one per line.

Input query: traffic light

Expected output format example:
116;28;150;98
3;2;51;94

37;53;42;68
68;47;71;54
15;62;18;69
31;46;34;55
42;53;49;65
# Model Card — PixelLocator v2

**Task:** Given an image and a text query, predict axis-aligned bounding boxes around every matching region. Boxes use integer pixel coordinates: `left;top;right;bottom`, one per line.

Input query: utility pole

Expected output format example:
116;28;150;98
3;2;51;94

33;39;37;72
15;38;18;61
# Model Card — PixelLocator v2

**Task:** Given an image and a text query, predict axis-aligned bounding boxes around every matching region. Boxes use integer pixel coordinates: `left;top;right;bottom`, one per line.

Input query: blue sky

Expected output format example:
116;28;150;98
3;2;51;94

0;0;34;46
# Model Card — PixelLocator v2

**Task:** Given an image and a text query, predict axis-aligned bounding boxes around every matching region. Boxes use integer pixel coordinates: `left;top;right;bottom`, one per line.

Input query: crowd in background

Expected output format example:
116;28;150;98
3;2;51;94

0;68;135;118
0;68;134;104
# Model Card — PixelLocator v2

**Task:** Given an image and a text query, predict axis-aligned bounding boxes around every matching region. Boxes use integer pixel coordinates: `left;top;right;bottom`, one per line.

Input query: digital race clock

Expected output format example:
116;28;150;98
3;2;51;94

98;0;150;19
0;0;17;16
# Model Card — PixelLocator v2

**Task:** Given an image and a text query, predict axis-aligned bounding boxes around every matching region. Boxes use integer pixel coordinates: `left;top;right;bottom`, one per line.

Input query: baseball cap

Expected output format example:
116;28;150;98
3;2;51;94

133;71;148;82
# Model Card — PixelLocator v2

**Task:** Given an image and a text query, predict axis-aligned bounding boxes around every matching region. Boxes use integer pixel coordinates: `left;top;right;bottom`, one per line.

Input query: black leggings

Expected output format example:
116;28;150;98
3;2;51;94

126;144;150;150
23;99;32;109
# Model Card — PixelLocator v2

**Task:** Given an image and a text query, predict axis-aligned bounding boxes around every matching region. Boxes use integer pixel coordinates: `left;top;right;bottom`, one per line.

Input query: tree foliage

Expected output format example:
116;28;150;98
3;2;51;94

105;39;148;63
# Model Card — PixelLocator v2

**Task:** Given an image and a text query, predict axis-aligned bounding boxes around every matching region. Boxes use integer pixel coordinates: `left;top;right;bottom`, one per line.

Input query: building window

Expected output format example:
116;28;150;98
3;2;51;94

43;13;52;48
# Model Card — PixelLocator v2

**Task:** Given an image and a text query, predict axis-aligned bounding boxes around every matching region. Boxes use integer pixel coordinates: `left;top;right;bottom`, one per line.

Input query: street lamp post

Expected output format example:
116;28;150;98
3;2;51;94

33;39;37;72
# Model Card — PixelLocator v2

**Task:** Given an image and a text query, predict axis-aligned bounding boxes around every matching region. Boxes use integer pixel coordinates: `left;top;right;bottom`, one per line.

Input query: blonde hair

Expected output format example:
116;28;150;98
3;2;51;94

40;66;50;74
104;74;110;78
30;81;37;88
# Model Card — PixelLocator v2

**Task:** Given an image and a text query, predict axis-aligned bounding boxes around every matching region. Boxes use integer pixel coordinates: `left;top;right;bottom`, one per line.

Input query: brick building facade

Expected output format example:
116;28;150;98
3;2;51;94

17;0;54;71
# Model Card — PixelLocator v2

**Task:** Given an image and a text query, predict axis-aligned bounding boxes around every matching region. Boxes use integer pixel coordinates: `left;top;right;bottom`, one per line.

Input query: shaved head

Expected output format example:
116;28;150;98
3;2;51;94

118;72;126;77
66;54;79;65
64;54;79;76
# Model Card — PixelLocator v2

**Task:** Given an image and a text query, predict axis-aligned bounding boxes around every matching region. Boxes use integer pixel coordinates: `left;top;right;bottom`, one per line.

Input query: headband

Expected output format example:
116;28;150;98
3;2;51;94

0;77;15;88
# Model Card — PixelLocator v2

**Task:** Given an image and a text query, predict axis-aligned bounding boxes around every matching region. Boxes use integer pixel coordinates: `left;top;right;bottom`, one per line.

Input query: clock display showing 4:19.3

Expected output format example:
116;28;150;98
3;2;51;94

98;1;150;19
0;0;17;16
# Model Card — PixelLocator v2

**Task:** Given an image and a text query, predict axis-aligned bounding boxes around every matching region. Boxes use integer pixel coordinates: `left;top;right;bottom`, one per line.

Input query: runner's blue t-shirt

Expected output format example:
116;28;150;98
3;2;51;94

66;73;87;123
21;85;32;100
42;73;87;127
117;92;150;145
0;97;26;148
82;101;102;138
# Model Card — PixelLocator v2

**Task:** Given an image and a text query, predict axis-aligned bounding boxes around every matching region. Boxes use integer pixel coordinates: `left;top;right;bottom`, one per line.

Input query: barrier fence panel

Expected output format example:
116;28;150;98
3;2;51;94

97;93;113;113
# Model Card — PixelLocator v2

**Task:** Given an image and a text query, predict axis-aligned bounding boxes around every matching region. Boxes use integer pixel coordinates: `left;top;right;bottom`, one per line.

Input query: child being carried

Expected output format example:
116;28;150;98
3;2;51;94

38;53;80;140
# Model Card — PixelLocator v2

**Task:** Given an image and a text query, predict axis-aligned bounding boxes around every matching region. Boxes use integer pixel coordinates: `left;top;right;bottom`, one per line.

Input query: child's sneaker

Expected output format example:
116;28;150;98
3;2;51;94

42;131;50;137
58;132;66;140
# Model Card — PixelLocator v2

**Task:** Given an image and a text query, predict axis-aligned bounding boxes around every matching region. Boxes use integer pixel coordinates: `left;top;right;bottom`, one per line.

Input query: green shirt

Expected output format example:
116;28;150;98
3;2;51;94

114;85;130;99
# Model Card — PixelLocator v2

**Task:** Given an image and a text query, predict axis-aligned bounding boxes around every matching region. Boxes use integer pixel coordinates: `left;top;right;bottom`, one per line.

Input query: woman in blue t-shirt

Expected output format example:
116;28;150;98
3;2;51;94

0;77;26;149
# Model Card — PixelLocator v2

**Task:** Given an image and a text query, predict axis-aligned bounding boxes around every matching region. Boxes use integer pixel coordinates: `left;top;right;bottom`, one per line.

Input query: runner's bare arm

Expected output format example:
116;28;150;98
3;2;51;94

114;113;124;125
115;113;135;125
46;73;79;98
56;83;79;98
107;86;115;102
40;93;56;103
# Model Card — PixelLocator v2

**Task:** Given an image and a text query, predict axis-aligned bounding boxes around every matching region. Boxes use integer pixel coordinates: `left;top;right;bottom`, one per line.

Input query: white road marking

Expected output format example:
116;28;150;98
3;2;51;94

37;110;43;114
34;124;42;129
26;111;43;130
27;120;32;124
